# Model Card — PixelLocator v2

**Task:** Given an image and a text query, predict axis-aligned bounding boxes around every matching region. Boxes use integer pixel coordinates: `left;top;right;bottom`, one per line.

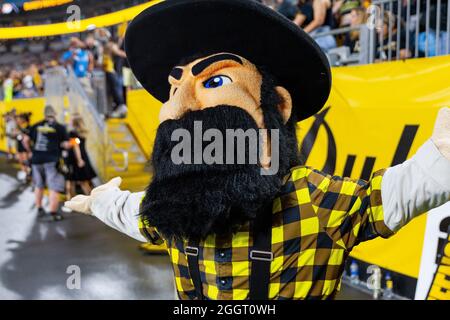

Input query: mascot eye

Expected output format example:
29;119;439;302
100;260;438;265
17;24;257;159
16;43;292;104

203;75;232;89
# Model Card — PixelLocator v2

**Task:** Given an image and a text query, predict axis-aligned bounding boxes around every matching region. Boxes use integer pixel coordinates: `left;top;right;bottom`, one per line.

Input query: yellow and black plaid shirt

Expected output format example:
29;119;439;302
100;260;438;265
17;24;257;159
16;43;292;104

139;166;394;300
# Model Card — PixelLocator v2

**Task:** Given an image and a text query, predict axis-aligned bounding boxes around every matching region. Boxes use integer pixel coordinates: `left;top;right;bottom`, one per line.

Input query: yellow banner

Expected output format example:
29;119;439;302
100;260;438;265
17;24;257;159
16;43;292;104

299;55;450;278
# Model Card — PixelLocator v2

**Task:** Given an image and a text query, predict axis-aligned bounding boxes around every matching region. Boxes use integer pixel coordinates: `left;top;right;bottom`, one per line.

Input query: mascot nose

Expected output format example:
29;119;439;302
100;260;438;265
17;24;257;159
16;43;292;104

166;82;201;119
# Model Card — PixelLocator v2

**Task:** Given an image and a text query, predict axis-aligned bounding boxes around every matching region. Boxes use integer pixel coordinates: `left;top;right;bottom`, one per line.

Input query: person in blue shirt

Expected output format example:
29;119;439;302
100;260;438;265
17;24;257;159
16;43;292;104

61;37;94;97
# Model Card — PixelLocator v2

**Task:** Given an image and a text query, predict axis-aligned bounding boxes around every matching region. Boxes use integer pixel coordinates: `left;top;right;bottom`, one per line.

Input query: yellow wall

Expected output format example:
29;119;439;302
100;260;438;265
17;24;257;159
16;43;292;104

0;98;46;151
125;89;163;158
124;55;450;279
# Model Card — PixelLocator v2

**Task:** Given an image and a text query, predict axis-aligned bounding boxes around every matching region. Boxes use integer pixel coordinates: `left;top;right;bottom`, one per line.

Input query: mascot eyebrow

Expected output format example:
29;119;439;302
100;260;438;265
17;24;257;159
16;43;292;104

170;53;243;80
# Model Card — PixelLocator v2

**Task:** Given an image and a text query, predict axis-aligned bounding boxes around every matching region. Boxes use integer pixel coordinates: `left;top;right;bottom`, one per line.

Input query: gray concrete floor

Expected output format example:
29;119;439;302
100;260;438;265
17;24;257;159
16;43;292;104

0;156;369;300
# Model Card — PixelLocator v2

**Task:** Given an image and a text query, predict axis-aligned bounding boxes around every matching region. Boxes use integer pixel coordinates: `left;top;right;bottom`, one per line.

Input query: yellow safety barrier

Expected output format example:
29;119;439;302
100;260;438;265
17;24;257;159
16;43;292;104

0;0;162;39
0;98;46;152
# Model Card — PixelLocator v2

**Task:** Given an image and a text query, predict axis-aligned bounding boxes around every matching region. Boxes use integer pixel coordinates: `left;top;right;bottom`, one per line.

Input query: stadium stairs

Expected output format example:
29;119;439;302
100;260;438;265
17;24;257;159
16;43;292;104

106;119;150;192
105;118;167;254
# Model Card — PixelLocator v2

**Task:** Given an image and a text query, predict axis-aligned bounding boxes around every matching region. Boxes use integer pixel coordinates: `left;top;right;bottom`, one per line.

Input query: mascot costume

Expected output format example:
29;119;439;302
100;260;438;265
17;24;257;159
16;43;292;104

66;0;450;300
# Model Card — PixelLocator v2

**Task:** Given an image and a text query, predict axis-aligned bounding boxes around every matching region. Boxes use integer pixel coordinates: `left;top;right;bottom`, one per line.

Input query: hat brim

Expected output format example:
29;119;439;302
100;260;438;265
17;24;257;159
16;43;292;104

125;0;331;121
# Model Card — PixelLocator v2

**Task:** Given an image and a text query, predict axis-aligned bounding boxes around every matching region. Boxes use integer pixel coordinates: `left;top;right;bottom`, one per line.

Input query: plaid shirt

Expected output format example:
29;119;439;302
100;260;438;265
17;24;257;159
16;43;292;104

139;166;394;300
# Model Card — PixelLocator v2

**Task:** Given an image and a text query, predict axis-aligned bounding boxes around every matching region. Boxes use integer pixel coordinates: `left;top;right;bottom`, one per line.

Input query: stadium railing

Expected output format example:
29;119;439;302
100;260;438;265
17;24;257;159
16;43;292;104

311;0;450;66
44;66;129;182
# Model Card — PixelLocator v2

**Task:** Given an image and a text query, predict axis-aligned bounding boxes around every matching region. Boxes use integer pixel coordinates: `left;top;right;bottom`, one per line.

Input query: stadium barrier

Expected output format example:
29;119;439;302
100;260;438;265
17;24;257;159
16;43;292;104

312;0;450;65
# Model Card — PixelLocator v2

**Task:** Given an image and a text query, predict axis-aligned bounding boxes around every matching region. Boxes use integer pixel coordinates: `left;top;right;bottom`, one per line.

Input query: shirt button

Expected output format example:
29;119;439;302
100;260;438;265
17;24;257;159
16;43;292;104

219;252;225;258
220;279;227;285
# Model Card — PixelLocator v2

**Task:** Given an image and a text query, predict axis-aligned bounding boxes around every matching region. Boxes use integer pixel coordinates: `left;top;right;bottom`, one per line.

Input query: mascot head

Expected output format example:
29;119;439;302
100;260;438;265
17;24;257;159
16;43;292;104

125;0;331;240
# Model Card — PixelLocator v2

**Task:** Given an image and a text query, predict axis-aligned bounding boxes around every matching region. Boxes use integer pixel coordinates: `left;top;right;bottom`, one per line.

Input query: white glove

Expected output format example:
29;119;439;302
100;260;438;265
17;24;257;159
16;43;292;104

64;177;123;214
432;107;450;161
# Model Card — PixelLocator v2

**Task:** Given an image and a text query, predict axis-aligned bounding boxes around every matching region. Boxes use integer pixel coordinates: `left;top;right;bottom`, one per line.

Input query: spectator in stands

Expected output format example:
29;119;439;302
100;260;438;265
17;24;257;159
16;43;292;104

103;39;127;118
3;70;15;102
14;112;32;182
0;69;4;100
85;34;103;68
333;0;362;27
116;32;132;105
4;109;17;160
343;6;367;53
16;75;38;99
275;0;300;20
61;37;94;99
294;0;337;52
418;2;449;57
13;70;24;97
95;28;112;46
67;114;96;196
376;11;411;60
28;64;43;95
24;105;69;222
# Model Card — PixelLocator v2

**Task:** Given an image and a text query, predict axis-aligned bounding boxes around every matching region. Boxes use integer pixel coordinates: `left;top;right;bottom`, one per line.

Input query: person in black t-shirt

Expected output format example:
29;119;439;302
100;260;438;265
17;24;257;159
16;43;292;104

14;112;32;182
24;105;69;221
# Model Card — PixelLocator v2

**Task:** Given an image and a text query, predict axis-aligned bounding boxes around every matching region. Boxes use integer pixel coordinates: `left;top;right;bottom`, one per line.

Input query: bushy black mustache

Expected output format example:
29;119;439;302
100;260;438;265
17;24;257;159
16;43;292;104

141;106;281;240
150;105;263;179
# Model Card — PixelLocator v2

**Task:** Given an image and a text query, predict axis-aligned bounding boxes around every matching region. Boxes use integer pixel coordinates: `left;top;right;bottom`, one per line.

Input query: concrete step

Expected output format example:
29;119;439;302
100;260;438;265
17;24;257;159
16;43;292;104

112;141;140;152
105;118;149;192
108;131;134;142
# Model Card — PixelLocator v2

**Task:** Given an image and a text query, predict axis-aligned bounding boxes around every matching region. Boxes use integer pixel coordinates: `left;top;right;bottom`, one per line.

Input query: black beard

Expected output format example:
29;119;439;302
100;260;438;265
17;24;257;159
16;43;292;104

141;69;301;241
140;105;287;241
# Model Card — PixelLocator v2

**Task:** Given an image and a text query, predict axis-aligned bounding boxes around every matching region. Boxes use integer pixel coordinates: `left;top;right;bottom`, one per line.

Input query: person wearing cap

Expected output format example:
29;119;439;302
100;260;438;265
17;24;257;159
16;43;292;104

65;0;450;300
24;105;69;222
61;37;95;100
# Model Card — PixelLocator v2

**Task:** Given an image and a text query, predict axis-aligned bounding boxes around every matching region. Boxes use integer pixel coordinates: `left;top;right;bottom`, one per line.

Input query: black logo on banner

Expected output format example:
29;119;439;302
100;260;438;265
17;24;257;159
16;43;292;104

299;106;419;179
300;107;336;175
426;223;450;300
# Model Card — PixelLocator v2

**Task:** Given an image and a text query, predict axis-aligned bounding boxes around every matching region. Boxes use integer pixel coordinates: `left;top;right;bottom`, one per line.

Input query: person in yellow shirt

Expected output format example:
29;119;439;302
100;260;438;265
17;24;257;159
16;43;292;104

103;41;127;118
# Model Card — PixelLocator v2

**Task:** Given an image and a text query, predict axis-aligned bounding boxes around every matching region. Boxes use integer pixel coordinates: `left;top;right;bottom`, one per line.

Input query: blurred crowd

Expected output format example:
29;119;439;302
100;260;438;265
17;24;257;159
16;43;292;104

1;26;132;118
1;1;448;108
264;0;449;60
0;64;46;100
2;106;96;221
60;27;132;118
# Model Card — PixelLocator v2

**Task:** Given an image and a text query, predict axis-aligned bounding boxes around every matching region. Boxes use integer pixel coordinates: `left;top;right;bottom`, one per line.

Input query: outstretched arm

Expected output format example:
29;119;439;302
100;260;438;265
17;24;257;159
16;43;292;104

302;108;450;250
382;107;450;232
64;177;148;242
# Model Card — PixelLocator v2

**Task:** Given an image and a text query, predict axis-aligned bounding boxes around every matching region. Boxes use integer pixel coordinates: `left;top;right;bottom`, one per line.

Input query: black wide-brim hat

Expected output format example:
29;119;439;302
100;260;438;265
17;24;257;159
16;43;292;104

125;0;331;121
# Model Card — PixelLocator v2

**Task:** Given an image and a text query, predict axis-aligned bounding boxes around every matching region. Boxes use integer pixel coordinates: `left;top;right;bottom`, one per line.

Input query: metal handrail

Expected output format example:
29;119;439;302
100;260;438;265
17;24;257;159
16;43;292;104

114;148;129;172
306;0;450;65
44;66;129;182
311;25;361;39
